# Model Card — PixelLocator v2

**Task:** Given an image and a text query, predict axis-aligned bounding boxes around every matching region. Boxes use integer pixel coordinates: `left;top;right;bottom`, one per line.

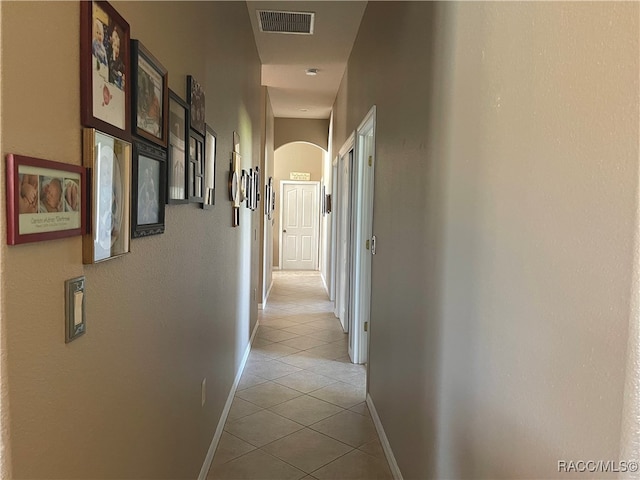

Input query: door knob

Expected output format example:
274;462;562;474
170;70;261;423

283;229;287;233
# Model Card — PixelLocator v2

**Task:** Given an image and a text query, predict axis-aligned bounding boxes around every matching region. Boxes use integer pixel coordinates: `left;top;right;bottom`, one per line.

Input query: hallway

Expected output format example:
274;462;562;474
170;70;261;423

207;271;392;479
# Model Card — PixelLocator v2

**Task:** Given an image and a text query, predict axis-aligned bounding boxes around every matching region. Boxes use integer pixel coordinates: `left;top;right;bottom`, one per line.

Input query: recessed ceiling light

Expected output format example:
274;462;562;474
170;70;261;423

305;68;318;76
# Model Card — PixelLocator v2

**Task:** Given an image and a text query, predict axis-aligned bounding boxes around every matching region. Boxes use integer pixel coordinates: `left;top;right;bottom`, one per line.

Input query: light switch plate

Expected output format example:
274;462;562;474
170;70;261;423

65;276;86;343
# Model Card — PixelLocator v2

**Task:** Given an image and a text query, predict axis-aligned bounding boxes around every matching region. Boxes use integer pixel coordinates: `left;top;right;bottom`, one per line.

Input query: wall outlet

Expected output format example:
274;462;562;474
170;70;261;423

201;378;206;407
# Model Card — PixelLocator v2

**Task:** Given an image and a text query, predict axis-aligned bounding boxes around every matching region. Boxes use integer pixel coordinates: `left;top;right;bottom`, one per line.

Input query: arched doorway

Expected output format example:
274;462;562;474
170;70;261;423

273;142;326;270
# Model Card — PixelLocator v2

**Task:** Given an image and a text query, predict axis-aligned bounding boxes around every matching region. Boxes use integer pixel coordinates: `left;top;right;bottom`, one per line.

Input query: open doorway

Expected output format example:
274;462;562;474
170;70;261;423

272;142;326;271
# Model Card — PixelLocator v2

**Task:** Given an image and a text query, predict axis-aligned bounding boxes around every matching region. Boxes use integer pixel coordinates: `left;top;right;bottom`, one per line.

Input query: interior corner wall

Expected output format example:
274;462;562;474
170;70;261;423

0;1;262;478
272;142;324;268
274;118;330;151
333;2;639;479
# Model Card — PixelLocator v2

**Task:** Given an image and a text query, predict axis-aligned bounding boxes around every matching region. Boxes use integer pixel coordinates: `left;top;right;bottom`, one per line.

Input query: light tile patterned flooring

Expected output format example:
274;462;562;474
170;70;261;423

207;271;392;480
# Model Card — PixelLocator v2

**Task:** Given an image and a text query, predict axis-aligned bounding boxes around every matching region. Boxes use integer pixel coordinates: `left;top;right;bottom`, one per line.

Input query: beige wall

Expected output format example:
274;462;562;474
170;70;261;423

272;142;323;268
274;118;330;151
0;1;261;478
333;2;639;479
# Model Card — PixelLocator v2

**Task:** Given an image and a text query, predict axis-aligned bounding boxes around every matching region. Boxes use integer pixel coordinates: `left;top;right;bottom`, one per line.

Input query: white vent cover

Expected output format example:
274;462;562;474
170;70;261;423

257;10;315;35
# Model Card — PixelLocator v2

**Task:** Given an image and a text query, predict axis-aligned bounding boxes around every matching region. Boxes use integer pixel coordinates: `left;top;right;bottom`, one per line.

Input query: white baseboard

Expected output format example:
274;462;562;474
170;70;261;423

320;272;329;297
198;322;259;480
366;393;403;480
258;277;274;310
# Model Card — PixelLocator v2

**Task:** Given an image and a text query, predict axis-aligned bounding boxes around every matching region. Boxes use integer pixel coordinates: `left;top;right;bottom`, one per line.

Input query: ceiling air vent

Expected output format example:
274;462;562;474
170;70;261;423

257;10;315;35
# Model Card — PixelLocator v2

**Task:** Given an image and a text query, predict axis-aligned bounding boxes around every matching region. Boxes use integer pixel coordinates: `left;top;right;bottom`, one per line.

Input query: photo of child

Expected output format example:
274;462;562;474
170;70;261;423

108;26;125;90
19;174;39;214
64;179;80;212
92;18;107;68
39;177;63;213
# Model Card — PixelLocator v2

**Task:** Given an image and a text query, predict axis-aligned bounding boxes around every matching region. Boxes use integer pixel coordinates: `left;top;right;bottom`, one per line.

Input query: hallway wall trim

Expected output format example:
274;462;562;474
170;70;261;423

367;394;403;480
321;273;329;298
198;322;259;480
258;278;275;311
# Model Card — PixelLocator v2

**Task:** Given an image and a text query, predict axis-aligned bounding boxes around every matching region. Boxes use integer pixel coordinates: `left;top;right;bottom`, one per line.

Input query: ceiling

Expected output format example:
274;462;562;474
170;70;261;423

246;1;367;119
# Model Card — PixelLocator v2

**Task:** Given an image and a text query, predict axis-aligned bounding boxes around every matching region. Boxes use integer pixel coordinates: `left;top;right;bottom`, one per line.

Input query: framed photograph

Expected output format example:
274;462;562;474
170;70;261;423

203;125;217;210
132;140;166;238
229;152;241;207
253;166;260;209
80;1;131;140
83;128;131;263
189;131;205;203
245;169;252;209
131;40;168;148
5;154;86;245
267;177;275;220
271;188;276;221
264;181;271;217
167;90;189;204
187;75;205;135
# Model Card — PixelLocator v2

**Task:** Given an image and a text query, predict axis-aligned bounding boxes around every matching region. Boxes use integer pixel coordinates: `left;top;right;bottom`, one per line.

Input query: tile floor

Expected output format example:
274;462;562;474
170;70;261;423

207;271;392;480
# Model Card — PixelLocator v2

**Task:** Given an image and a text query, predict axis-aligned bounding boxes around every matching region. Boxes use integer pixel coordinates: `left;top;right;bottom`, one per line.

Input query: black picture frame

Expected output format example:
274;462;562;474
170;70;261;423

80;1;131;141
203;125;217;210
131;40;168;148
187;75;205;136
167;90;189;205
253;166;260;209
132;139;166;238
245;168;253;210
189;130;205;204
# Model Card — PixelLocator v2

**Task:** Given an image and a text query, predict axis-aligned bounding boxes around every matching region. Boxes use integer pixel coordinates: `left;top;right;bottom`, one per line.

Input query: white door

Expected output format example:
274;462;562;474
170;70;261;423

281;182;319;270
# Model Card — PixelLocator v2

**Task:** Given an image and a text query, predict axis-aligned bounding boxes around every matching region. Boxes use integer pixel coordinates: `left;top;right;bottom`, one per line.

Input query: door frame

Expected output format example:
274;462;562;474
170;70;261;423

333;133;355;332
350;105;377;364
278;180;321;271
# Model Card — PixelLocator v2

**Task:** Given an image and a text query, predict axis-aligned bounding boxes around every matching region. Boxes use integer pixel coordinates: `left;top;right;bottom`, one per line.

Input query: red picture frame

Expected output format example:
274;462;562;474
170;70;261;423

80;0;131;141
6;154;86;245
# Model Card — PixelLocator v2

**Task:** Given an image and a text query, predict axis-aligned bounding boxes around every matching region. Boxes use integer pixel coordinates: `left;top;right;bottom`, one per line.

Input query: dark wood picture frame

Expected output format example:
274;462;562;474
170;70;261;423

187;75;205;136
132;139;166;238
167;90;189;204
83;128;132;264
189;130;205;204
80;0;131;141
203;125;217;210
131;40;168;148
5;154;86;245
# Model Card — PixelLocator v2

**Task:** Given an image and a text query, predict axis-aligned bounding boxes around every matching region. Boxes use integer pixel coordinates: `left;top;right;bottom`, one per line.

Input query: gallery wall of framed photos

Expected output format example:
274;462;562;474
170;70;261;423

5;1;236;265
